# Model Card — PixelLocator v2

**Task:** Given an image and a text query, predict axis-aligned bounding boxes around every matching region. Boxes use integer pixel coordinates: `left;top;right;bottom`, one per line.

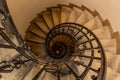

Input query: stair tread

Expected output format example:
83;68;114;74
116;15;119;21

27;42;46;58
60;75;71;80
76;10;93;25
68;6;83;22
25;32;45;44
84;16;103;31
100;39;116;54
60;6;72;23
106;67;120;80
28;24;46;39
92;26;111;39
33;17;49;33
23;64;44;80
50;7;61;26
41;72;56;80
109;55;120;71
40;11;54;30
91;39;116;54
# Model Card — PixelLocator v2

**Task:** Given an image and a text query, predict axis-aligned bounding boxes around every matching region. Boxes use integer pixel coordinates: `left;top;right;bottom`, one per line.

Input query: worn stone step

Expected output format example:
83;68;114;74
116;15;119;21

42;72;56;80
106;67;120;80
60;75;71;80
92;26;111;39
27;42;46;58
90;39;116;54
28;24;46;39
39;11;54;30
23;63;45;80
59;5;72;23
100;39;116;54
68;6;83;22
84;16;103;31
109;55;120;71
25;32;45;44
76;10;93;25
48;7;61;26
33;17;49;33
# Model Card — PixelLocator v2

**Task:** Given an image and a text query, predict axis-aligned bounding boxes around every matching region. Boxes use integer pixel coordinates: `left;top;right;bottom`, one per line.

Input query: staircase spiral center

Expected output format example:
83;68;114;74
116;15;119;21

46;33;75;59
51;41;67;58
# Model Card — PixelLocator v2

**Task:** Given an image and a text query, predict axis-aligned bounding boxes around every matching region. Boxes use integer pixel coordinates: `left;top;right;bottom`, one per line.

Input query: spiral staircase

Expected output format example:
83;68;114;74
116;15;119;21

0;0;120;80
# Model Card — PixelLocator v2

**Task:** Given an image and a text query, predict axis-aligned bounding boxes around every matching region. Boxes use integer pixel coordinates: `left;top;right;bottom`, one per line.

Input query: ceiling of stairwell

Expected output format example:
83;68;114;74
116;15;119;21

7;0;120;37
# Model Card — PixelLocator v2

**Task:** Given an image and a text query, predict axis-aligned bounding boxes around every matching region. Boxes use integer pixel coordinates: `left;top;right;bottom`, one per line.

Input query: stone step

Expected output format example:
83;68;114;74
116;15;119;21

68;5;83;22
100;39;116;54
39;11;54;30
84;16;103;31
106;67;120;80
41;72;56;80
59;5;72;23
33;17;49;33
69;74;76;80
76;10;93;25
37;71;46;80
90;39;116;54
60;75;71;80
48;7;61;26
92;26;111;39
23;63;45;80
27;42;46;58
25;32;45;44
28;24;46;39
109;55;120;71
